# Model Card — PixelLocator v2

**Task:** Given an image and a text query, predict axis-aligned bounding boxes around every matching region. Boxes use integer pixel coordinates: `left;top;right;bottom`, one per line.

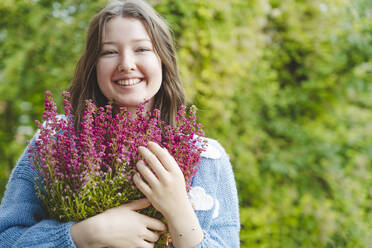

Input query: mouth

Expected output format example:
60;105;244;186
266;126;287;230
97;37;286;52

114;78;143;86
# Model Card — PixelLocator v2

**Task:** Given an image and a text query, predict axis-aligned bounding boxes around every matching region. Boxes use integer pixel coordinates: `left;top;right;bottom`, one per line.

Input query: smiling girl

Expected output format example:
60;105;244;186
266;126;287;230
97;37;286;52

0;1;240;247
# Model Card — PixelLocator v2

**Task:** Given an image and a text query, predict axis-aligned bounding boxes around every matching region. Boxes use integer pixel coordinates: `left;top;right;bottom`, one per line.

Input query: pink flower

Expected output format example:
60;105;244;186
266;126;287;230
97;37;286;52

29;91;206;223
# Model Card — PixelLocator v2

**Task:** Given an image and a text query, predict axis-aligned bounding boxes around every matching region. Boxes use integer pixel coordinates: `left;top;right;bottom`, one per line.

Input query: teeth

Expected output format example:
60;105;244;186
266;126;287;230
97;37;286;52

116;79;141;86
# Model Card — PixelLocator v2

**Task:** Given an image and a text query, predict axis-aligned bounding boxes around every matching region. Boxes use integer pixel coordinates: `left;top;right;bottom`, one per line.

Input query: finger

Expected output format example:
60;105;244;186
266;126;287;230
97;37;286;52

122;198;151;211
138;146;168;180
144;216;167;232
143;229;160;243
148;141;178;172
139;240;154;248
133;172;152;197
136;160;159;187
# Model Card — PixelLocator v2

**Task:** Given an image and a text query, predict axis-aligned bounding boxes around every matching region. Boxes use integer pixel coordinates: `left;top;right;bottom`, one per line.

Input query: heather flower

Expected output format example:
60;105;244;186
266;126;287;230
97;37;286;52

28;91;206;247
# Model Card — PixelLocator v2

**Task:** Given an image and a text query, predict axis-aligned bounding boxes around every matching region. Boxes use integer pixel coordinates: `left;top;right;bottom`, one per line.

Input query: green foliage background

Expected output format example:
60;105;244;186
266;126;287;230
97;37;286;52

1;0;371;247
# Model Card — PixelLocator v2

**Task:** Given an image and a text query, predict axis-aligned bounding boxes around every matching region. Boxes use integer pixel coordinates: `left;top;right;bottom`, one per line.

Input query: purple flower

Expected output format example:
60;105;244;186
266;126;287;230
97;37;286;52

29;91;206;223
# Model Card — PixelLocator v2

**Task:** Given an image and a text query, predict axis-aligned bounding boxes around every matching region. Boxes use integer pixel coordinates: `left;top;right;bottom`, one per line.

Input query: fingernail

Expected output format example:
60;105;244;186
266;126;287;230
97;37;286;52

134;172;140;180
149;141;158;148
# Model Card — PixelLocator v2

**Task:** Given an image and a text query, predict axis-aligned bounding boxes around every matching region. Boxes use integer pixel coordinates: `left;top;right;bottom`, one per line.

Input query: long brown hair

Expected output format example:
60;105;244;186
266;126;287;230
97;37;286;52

68;0;185;129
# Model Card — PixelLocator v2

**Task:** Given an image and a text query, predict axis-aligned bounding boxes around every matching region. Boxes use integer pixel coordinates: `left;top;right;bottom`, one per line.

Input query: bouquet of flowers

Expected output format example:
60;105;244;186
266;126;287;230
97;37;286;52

27;91;206;246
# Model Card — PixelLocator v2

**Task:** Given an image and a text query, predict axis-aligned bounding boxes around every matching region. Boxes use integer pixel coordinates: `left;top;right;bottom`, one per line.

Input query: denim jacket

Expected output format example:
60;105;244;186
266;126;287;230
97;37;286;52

0;135;240;247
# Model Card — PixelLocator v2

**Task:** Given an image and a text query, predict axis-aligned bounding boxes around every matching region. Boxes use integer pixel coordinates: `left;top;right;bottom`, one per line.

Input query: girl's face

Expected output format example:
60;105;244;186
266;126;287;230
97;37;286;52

96;17;162;113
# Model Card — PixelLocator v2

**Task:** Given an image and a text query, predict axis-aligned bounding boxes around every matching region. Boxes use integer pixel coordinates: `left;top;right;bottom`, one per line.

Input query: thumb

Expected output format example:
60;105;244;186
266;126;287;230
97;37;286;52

123;198;151;211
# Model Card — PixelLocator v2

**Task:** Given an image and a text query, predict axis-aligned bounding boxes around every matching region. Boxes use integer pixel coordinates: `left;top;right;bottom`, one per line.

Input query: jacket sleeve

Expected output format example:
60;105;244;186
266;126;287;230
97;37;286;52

188;138;240;247
0;138;76;248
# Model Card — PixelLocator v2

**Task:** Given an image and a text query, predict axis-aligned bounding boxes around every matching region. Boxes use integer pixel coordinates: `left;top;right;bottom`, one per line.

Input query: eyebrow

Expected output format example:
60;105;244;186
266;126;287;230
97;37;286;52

102;39;152;45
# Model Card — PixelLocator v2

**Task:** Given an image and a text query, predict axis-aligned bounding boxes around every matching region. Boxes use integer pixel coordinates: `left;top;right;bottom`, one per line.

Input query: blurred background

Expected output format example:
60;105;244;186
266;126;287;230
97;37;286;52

1;0;371;247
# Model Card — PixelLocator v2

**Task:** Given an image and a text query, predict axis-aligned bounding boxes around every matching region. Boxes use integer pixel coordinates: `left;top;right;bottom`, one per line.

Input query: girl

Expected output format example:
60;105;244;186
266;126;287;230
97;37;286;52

0;0;240;247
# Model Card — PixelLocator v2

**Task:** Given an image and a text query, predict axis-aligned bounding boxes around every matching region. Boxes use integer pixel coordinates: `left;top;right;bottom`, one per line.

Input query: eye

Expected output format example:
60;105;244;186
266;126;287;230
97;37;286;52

101;50;117;56
136;47;151;53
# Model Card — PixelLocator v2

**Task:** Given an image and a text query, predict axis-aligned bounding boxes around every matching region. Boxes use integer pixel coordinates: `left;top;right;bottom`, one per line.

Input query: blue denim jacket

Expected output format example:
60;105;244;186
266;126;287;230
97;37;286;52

0;136;240;247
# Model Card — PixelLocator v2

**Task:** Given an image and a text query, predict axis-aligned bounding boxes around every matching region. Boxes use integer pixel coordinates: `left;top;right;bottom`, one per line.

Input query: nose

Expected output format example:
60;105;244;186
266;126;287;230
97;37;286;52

118;51;136;72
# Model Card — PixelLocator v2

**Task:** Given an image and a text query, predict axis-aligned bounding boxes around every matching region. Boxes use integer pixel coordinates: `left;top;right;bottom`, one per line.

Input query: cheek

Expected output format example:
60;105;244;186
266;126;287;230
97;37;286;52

143;56;162;80
96;60;114;84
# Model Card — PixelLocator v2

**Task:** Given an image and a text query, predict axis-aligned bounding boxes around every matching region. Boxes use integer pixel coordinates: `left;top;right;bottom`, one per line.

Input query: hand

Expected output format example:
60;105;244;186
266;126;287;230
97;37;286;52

71;198;167;248
134;141;188;218
134;142;204;248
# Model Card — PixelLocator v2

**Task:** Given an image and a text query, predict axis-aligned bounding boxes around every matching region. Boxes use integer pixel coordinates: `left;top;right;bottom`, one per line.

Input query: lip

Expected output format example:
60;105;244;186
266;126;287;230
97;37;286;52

112;76;144;81
113;78;144;87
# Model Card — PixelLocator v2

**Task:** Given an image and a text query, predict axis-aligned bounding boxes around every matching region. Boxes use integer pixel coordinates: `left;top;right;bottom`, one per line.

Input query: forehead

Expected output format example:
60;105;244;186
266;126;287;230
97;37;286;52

102;17;151;42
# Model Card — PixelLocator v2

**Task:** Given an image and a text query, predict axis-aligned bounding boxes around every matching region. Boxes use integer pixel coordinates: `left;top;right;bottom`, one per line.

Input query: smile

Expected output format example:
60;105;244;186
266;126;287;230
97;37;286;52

114;78;142;86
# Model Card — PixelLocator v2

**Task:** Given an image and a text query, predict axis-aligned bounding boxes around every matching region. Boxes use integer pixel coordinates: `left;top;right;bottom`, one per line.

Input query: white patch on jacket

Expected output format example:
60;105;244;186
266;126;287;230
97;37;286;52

188;186;214;210
212;199;220;219
188;186;219;218
200;140;221;159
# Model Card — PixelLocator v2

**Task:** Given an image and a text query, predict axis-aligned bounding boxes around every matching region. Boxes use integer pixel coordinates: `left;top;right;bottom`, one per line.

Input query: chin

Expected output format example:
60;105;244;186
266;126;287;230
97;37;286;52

115;99;150;109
